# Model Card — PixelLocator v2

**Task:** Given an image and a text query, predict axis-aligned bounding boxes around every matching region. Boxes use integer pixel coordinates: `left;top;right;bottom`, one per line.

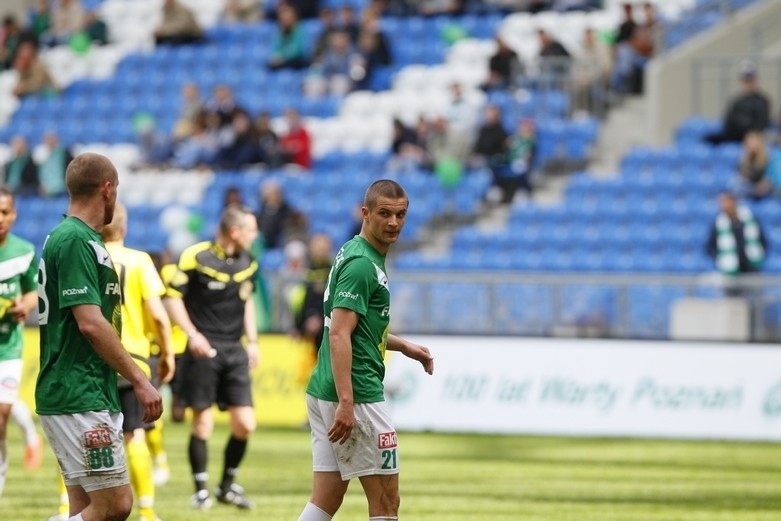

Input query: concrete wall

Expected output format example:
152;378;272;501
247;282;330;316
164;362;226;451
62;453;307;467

645;0;781;145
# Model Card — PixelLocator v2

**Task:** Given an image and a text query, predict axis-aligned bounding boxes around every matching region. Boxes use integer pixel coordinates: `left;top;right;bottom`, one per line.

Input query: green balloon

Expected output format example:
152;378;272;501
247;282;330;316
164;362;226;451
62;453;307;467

435;157;463;188
69;32;91;54
441;24;468;45
186;213;204;234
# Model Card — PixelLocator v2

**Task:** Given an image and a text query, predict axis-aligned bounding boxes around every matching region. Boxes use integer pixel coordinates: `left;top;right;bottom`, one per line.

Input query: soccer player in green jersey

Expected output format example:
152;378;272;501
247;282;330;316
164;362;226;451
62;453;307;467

298;180;435;521
0;187;40;497
36;153;162;521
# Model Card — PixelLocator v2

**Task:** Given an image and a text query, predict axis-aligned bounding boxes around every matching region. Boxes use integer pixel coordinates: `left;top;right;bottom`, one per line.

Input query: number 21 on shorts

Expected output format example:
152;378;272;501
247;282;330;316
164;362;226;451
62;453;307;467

379;431;398;470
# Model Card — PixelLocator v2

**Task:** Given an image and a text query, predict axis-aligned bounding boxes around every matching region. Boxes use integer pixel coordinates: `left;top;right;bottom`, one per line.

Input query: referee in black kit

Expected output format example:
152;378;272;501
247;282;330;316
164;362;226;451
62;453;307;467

165;204;260;510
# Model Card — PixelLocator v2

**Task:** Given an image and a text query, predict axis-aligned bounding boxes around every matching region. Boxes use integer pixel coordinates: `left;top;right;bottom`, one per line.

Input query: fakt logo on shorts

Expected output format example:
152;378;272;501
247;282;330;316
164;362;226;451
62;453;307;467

84;427;112;449
378;432;397;449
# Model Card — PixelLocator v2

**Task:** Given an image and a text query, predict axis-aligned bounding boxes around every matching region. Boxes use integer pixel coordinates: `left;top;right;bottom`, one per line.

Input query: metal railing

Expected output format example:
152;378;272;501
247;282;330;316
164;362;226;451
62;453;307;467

266;270;781;342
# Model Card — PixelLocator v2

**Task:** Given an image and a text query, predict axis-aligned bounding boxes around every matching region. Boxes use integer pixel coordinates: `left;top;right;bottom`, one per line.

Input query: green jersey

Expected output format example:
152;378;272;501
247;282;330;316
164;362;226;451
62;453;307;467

307;236;391;404
0;234;36;362
35;217;122;415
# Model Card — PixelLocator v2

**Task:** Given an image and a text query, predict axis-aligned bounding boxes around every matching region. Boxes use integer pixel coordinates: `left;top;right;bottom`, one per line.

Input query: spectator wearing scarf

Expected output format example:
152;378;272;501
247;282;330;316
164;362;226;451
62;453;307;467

706;192;767;275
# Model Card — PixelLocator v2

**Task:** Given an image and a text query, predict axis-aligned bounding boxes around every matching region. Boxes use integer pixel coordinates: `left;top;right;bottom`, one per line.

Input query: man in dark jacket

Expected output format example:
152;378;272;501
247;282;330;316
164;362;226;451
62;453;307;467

705;64;771;145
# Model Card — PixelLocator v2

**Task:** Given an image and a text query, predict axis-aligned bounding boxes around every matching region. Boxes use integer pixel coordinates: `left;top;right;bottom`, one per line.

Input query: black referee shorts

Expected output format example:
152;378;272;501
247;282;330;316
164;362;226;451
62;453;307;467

179;340;253;411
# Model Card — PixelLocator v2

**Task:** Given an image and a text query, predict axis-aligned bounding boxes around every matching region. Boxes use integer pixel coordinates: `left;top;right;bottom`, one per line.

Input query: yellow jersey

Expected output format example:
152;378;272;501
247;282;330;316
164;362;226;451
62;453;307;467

160;263;188;356
106;243;166;379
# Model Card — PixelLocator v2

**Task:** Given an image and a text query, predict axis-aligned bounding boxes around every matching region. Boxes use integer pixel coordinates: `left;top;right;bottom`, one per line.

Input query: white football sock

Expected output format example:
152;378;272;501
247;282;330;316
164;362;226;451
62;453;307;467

297;501;332;521
11;399;39;445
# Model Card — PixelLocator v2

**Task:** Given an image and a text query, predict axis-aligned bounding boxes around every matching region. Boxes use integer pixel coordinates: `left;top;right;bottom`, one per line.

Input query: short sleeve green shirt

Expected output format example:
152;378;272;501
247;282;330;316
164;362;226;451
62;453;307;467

35;217;122;415
0;234;37;362
306;236;391;404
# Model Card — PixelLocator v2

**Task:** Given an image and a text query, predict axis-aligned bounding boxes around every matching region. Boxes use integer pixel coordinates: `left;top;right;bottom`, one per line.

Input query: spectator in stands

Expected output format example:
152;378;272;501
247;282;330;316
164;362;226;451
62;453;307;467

41;0;86;47
704;63;771;145
736;131;773;200
306;30;366;97
417;0;465;16
291;233;333;368
537;29;571;80
255;112;284;167
29;0;51;40
279;108;312;170
37;132;73;197
614;2;637;48
499;118;537;203
3;135;39;196
84;10;109;45
572;27;612;116
268;4;308;70
352;5;392;90
640;2;660;48
312;7;337;63
257;181;304;249
445;83;479;154
154;0;203;46
223;186;244;207
221;0;262;24
171;117;218;170
204;84;242;128
176;82;204;129
706;192;767;276
388;118;427;172
612;21;651;94
1;16;35;71
277;238;309;333
136;118;174;169
12;41;56;98
280;0;320;20
336;5;360;44
214;111;261;169
482;35;523;91
471;105;509;177
426;116;468;170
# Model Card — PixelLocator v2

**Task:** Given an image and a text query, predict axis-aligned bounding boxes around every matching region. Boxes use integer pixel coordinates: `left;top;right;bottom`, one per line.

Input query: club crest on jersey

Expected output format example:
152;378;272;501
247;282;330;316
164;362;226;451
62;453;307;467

88;240;113;269
373;263;388;289
83;427;112;449
378;432;397;449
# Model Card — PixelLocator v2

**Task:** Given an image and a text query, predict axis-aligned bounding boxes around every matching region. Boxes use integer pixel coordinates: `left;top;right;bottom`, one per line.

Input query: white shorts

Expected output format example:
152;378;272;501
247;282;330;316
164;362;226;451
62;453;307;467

0;358;22;404
40;411;129;492
307;395;399;480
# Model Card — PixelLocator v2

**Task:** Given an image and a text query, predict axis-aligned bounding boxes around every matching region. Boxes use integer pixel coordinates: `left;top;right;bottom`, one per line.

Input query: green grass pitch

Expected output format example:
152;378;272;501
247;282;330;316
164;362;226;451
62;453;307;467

4;420;781;520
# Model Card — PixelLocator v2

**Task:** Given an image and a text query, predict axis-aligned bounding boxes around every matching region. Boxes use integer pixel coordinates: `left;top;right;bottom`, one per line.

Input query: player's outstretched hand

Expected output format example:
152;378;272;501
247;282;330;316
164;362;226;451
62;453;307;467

135;379;163;424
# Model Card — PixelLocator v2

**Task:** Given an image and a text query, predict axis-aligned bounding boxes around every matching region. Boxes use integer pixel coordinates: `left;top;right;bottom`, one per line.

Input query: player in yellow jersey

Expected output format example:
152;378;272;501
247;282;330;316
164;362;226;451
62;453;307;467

100;202;174;521
160;263;189;424
144;260;189;486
